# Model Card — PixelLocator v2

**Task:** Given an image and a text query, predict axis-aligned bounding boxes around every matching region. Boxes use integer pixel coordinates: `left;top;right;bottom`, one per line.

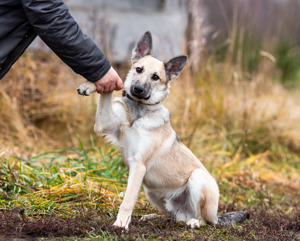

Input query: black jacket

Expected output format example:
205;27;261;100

0;0;111;81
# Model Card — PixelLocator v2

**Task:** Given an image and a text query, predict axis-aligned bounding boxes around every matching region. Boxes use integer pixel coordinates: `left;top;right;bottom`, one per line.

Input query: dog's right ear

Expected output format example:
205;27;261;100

131;31;153;63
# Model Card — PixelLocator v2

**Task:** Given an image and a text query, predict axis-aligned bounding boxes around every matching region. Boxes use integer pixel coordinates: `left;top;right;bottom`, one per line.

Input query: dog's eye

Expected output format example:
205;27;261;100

152;74;160;81
136;67;143;73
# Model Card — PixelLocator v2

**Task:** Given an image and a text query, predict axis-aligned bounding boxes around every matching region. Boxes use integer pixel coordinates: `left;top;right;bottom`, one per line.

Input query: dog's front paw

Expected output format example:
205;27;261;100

77;81;97;96
113;219;130;231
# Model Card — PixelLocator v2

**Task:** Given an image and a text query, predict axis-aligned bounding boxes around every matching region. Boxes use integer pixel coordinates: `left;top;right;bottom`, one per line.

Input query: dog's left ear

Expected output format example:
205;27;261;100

164;55;187;81
132;31;153;63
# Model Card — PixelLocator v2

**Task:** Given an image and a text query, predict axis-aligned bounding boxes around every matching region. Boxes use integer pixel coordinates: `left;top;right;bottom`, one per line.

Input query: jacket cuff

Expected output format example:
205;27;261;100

84;58;111;82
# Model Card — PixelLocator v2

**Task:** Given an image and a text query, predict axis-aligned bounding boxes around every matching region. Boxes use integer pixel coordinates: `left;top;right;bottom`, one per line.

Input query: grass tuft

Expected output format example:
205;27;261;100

0;139;128;217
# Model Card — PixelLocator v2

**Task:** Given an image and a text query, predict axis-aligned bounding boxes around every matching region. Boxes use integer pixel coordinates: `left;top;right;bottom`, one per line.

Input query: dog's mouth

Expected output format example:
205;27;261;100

122;90;159;106
131;92;151;100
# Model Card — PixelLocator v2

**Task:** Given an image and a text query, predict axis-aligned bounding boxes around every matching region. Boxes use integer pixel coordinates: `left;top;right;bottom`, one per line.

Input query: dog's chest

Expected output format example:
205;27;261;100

113;97;173;165
121;126;152;162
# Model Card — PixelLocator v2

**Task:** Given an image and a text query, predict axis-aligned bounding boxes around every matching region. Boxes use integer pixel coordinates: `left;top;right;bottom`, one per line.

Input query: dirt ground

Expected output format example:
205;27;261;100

0;204;299;241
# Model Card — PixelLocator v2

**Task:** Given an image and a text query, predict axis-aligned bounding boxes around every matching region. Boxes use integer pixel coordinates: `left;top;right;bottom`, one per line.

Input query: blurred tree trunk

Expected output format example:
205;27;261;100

186;0;206;74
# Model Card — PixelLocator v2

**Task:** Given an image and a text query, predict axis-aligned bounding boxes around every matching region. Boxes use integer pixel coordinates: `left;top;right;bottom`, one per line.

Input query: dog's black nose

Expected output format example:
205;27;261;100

133;85;144;95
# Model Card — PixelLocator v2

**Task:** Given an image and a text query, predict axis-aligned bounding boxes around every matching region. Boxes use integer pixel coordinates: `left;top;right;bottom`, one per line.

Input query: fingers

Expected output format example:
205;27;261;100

104;82;116;92
96;85;104;94
94;67;124;94
96;80;118;94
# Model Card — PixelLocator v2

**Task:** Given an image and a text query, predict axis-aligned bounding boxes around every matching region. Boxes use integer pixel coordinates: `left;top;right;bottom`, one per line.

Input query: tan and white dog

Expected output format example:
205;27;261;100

77;32;248;230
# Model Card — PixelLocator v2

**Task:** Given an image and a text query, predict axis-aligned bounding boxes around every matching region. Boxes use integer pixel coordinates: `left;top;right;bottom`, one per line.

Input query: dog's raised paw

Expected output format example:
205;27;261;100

77;81;97;96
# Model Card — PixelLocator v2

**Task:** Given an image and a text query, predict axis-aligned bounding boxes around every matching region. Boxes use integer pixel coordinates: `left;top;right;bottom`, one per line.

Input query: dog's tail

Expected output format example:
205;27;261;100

217;211;250;225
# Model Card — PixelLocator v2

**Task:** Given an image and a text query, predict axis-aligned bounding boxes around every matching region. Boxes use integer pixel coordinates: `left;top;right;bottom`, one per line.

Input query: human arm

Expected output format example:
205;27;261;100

20;0;111;82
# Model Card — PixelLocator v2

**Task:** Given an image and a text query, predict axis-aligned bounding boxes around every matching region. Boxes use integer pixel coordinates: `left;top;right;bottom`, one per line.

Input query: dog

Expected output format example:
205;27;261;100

77;31;249;230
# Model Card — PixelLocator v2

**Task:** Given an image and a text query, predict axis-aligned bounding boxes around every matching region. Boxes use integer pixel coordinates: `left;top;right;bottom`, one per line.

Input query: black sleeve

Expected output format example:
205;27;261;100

20;0;111;82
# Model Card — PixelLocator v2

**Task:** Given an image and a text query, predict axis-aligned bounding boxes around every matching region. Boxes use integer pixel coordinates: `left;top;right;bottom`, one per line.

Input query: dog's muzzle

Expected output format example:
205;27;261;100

130;84;150;100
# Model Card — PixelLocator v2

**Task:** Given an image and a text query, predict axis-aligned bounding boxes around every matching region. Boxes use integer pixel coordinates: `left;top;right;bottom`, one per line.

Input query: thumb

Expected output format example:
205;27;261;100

116;78;124;90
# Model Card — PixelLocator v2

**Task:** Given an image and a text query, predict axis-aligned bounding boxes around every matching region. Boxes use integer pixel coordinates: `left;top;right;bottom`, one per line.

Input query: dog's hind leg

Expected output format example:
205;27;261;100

193;169;219;226
140;213;166;221
185;169;219;227
140;188;169;222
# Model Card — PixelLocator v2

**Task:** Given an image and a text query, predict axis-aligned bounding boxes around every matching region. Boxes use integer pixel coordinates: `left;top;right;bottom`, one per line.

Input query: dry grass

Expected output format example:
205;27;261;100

0;51;100;154
0;49;299;239
165;60;300;207
1;49;300;193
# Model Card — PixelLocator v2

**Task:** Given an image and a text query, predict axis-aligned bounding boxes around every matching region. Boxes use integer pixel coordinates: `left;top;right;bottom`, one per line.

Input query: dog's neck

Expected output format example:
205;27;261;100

122;90;160;106
121;90;170;128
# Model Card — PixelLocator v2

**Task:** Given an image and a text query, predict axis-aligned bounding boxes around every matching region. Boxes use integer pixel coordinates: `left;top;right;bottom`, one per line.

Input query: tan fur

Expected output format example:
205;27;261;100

132;56;169;85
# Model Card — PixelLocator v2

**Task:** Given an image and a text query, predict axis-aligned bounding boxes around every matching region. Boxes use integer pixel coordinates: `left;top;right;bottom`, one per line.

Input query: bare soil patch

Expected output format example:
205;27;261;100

0;204;299;240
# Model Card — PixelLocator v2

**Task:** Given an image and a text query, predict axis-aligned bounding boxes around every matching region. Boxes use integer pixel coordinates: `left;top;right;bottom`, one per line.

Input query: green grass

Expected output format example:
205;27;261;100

0;136;299;240
276;40;300;83
0;137;128;217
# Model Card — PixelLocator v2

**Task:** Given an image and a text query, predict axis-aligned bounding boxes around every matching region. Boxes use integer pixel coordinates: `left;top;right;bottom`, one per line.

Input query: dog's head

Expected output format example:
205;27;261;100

124;31;187;105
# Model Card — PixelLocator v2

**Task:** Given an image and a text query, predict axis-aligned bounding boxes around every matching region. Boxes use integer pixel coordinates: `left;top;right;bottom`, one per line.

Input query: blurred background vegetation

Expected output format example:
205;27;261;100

0;0;299;239
1;0;300;155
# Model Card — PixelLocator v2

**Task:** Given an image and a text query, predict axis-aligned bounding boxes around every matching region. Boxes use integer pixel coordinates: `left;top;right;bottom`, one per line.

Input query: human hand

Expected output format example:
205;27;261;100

94;67;123;94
